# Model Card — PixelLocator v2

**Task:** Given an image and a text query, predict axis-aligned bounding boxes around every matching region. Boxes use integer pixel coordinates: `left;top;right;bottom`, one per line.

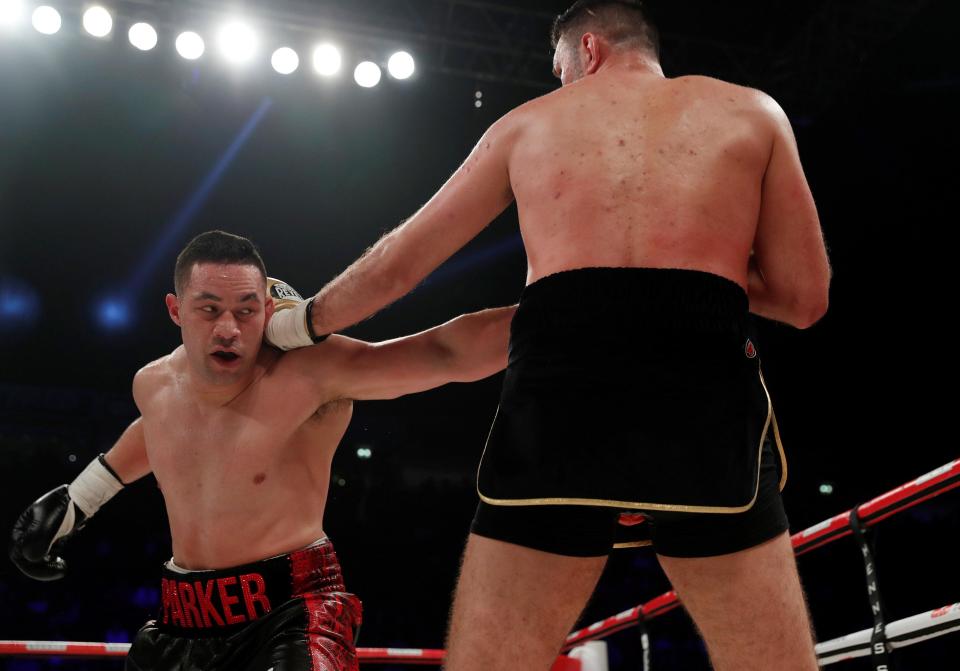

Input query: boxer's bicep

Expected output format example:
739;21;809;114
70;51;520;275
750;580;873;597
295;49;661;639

754;98;830;319
330;307;513;400
387;115;518;286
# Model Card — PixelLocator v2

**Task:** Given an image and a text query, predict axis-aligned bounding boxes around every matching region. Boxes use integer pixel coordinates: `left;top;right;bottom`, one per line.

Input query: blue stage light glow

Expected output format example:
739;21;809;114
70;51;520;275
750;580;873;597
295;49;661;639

0;276;41;331
96;296;134;330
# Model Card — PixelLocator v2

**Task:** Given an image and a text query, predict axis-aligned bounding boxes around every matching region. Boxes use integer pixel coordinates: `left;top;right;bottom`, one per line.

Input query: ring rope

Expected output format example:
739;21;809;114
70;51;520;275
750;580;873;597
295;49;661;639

0;642;446;664
3;459;957;667
816;602;960;666
563;458;960;650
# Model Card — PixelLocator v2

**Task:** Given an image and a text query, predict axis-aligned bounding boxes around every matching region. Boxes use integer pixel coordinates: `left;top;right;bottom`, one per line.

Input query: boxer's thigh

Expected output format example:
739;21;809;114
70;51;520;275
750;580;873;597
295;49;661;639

445;533;607;671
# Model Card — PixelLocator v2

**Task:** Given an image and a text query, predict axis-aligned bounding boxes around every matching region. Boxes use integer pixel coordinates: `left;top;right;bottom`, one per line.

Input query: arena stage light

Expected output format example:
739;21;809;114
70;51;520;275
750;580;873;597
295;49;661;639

32;5;61;35
218;20;257;65
0;0;25;28
271;46;299;75
354;61;381;88
82;5;112;38
387;51;415;80
128;22;157;51
312;43;341;76
175;30;205;60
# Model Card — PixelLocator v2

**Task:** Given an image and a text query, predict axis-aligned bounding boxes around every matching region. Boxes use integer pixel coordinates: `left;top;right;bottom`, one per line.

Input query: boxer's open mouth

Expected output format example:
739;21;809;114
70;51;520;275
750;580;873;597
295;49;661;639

211;351;239;362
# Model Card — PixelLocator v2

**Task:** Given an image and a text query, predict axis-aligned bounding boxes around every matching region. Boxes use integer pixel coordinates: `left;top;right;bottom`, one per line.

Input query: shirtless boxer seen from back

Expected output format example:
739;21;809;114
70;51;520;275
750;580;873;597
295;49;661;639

10;230;514;671
264;1;831;670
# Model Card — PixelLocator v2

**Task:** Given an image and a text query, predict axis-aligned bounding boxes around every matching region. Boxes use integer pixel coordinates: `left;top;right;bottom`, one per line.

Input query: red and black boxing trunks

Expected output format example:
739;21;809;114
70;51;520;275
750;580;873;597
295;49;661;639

471;267;789;558
126;538;361;671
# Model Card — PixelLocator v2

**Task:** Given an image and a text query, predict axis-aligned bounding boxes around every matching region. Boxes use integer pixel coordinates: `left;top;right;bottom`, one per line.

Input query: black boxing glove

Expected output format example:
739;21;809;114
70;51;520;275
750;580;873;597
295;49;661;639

9;454;124;581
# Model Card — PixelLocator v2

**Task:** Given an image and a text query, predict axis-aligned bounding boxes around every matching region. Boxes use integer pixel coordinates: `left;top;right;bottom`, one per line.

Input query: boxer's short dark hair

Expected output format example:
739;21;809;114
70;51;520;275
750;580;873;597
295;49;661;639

174;230;267;295
551;0;659;57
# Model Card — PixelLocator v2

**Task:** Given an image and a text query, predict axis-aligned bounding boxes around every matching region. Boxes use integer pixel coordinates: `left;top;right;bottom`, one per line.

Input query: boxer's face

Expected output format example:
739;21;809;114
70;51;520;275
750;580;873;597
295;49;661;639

165;262;274;385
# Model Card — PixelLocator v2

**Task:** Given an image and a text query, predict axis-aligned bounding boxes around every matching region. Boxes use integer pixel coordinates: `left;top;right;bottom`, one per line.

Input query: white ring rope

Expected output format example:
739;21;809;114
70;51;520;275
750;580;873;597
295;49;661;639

816;602;960;666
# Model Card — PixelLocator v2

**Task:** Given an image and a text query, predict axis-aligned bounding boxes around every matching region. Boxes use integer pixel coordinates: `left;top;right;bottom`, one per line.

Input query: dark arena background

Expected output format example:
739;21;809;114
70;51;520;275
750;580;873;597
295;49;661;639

1;0;958;669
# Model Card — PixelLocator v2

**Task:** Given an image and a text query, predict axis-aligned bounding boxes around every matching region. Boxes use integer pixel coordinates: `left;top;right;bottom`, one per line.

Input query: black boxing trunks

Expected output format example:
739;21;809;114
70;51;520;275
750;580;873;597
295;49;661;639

471;267;788;558
126;537;362;671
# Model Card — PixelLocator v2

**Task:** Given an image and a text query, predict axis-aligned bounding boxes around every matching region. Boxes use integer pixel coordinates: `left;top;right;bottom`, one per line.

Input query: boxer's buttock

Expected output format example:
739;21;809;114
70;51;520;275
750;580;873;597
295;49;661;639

126;538;362;671
472;267;788;557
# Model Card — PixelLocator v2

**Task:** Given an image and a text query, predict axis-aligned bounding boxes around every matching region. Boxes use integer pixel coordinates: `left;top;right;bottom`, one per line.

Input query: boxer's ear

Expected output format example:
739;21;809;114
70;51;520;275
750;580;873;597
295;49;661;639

264;293;276;322
582;33;602;75
165;293;182;327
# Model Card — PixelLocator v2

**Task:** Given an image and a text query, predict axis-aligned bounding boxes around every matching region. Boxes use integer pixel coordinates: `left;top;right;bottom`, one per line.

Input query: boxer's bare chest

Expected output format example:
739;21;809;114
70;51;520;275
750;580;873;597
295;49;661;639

140;370;329;500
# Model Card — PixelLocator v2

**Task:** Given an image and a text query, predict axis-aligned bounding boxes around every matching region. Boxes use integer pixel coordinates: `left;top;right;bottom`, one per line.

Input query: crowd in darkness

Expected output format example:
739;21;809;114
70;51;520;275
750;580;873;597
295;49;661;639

1;381;956;670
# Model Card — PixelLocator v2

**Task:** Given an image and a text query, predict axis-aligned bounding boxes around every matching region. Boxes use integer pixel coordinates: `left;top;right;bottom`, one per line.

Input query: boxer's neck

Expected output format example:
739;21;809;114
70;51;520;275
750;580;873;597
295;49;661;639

186;359;262;406
594;50;664;78
189;376;255;406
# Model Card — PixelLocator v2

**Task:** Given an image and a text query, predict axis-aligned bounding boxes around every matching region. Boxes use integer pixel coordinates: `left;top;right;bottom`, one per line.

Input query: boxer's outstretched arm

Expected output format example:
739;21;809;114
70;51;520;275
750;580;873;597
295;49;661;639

286;305;516;402
308;113;520;337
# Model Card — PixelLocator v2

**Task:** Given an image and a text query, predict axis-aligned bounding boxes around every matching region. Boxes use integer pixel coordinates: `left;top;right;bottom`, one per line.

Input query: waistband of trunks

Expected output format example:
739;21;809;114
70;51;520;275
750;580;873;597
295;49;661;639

514;267;750;337
157;538;345;637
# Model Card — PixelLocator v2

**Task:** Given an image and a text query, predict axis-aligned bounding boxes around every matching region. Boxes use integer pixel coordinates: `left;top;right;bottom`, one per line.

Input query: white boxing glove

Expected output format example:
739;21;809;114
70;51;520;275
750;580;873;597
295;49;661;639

265;277;328;351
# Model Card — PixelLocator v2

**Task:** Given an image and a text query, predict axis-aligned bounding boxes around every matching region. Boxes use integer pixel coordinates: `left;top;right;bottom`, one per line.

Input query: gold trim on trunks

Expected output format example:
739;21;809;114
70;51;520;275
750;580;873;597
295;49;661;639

477;366;787;514
612;540;654;549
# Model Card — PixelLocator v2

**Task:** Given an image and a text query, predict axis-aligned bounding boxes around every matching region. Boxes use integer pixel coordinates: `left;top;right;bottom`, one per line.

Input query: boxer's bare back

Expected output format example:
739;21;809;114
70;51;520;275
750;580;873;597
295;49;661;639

308;46;829;336
511;71;784;287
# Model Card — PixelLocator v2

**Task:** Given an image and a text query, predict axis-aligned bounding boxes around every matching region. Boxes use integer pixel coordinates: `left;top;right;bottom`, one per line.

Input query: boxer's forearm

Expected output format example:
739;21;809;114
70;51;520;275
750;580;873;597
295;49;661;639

265;242;437;351
746;256;796;324
310;228;429;336
746;256;827;329
436;305;516;382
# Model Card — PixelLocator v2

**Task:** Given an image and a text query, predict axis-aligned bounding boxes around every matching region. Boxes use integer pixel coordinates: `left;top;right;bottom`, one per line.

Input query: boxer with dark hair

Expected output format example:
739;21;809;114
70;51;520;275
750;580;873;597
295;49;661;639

267;1;831;669
10;229;514;671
